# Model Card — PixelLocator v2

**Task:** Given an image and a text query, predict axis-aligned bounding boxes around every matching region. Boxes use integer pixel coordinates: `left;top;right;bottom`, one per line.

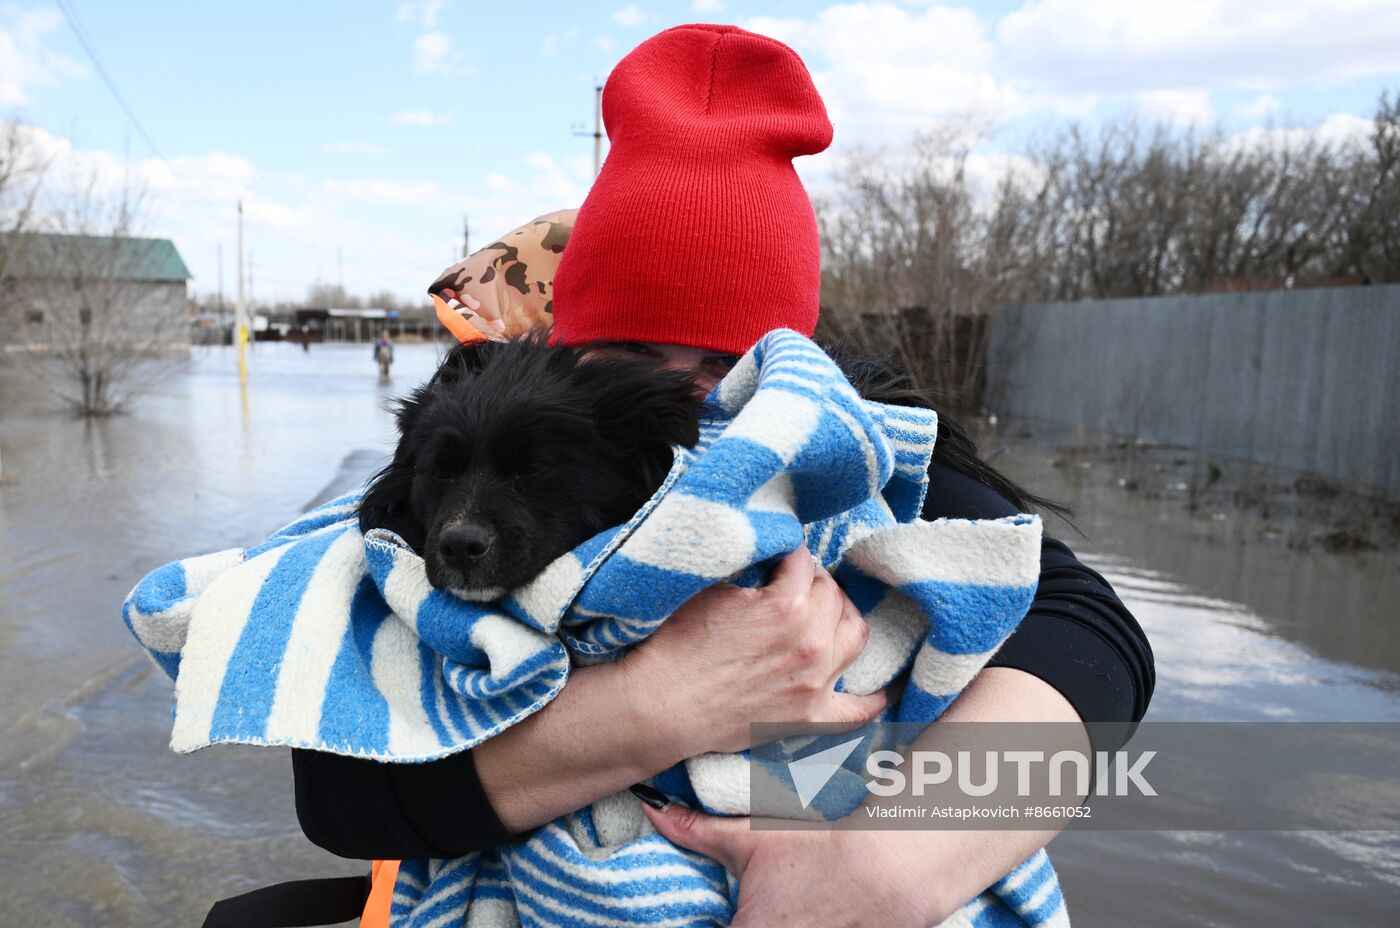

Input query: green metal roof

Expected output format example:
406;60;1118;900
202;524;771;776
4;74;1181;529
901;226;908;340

2;233;191;283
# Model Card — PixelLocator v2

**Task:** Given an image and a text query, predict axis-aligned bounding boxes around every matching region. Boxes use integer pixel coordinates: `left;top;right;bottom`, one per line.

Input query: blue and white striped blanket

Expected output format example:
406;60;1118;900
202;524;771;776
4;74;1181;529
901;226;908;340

124;330;1065;927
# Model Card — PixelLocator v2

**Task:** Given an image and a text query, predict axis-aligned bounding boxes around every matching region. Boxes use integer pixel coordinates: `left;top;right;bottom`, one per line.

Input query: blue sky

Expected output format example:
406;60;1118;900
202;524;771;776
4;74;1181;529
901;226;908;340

4;0;1400;303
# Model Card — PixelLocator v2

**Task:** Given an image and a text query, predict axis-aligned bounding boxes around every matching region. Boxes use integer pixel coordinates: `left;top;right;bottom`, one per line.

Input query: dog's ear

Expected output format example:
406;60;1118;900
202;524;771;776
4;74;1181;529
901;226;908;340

432;341;493;388
583;362;702;449
358;457;420;542
361;343;494;542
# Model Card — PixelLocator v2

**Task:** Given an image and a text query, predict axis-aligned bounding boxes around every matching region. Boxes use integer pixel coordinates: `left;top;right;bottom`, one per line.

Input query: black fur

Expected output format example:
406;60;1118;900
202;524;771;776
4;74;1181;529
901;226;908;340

359;337;700;595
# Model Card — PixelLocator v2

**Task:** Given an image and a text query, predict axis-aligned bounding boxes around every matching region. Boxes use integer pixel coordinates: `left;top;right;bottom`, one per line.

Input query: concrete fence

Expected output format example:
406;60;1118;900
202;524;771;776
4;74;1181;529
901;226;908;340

985;285;1400;498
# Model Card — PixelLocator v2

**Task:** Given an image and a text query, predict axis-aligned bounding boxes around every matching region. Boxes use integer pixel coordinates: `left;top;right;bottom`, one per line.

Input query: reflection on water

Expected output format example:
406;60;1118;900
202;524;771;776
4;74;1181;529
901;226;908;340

0;343;442;926
994;437;1400;925
0;347;1396;926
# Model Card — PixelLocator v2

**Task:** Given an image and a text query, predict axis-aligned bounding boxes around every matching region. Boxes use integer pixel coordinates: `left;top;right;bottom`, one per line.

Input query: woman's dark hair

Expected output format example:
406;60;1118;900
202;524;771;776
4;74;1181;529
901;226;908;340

827;348;1068;518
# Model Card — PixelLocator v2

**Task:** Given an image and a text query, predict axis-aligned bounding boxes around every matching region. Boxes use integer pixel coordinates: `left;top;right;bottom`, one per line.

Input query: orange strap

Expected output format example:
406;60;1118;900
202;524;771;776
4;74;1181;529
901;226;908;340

360;859;400;928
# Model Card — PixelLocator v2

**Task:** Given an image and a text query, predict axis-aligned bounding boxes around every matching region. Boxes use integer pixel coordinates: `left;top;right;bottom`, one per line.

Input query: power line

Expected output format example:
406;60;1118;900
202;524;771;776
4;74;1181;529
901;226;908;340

53;0;169;164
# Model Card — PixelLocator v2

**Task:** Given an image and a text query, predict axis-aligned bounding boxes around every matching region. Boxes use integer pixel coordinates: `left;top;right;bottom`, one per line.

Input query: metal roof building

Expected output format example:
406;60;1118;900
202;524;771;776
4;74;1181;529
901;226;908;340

1;233;193;349
2;233;192;283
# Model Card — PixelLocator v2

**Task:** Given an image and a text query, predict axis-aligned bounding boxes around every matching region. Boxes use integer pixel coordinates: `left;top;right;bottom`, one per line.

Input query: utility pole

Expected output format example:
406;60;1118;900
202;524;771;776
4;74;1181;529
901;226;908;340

217;243;224;313
236;198;248;384
592;83;602;178
462;215;470;258
572;82;604;179
247;250;256;353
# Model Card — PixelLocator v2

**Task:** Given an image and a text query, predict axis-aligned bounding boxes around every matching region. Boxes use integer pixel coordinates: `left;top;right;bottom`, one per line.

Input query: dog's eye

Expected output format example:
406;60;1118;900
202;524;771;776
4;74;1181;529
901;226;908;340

422;460;460;480
504;454;548;479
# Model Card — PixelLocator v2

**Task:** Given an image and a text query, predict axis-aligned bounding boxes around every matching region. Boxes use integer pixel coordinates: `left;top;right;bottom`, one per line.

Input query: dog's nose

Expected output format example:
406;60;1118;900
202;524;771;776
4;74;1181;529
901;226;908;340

438;524;494;569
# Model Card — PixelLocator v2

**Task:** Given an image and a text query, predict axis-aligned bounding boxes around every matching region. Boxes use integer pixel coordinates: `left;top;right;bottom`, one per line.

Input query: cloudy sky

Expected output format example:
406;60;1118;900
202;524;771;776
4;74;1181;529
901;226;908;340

4;0;1399;303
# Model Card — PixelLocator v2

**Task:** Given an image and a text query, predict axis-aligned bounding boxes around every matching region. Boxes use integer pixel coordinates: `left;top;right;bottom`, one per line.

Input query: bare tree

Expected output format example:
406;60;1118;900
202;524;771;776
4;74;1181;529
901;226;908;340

1023;109;1386;299
1;119;52;479
1346;91;1400;281
816;130;1045;412
0;121;47;280
9;171;189;416
305;282;361;308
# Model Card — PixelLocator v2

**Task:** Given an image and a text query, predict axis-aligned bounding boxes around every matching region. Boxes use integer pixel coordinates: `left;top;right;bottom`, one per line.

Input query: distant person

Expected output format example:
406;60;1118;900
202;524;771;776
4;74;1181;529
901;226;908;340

300;324;311;353
373;331;393;378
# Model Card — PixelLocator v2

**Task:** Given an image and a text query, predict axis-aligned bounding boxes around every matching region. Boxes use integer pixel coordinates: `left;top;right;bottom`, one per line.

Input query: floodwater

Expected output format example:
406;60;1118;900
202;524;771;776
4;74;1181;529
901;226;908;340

0;343;442;926
0;343;1397;926
991;433;1400;926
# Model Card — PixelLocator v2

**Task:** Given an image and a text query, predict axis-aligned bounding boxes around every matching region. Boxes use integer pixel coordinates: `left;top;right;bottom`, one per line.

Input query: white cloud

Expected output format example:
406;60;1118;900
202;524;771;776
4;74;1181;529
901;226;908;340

396;1;446;28
412;31;473;76
0;7;86;106
1137;89;1216;126
456;155;594;250
594;35;615;53
484;172;519;192
15;123;255;206
613;5;648;27
240;196;312;232
1225;112;1374;154
521;151;591;202
1235;93;1282;122
7;122;307;243
542;28;578;57
996;0;1400;93
322;178;443;205
155;151;259;199
692;0;727;12
390;109;455;126
1311;113;1375;146
744;4;1023;147
322;142;383;155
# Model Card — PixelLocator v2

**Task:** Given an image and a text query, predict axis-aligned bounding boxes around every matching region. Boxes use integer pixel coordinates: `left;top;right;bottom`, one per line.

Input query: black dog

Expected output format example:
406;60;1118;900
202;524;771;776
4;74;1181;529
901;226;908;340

359;337;700;597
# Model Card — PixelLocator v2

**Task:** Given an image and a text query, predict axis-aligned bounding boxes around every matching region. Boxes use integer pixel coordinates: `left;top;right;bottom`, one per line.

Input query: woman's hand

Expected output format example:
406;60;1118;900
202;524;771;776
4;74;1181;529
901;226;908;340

474;547;884;834
620;547;888;761
642;808;943;928
640;667;1089;926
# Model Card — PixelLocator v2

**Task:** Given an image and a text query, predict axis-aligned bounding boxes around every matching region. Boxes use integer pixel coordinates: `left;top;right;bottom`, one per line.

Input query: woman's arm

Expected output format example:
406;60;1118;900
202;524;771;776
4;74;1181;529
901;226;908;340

643;666;1090;928
295;548;886;858
291;658;666;860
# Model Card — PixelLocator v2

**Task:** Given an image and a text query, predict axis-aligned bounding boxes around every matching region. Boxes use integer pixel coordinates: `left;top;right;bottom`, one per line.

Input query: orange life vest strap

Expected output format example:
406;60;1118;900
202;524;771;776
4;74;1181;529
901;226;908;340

360;860;400;928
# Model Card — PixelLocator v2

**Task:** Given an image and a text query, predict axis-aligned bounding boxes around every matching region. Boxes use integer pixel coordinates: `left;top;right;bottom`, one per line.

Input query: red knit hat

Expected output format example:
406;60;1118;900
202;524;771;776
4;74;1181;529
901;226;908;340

551;24;832;356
